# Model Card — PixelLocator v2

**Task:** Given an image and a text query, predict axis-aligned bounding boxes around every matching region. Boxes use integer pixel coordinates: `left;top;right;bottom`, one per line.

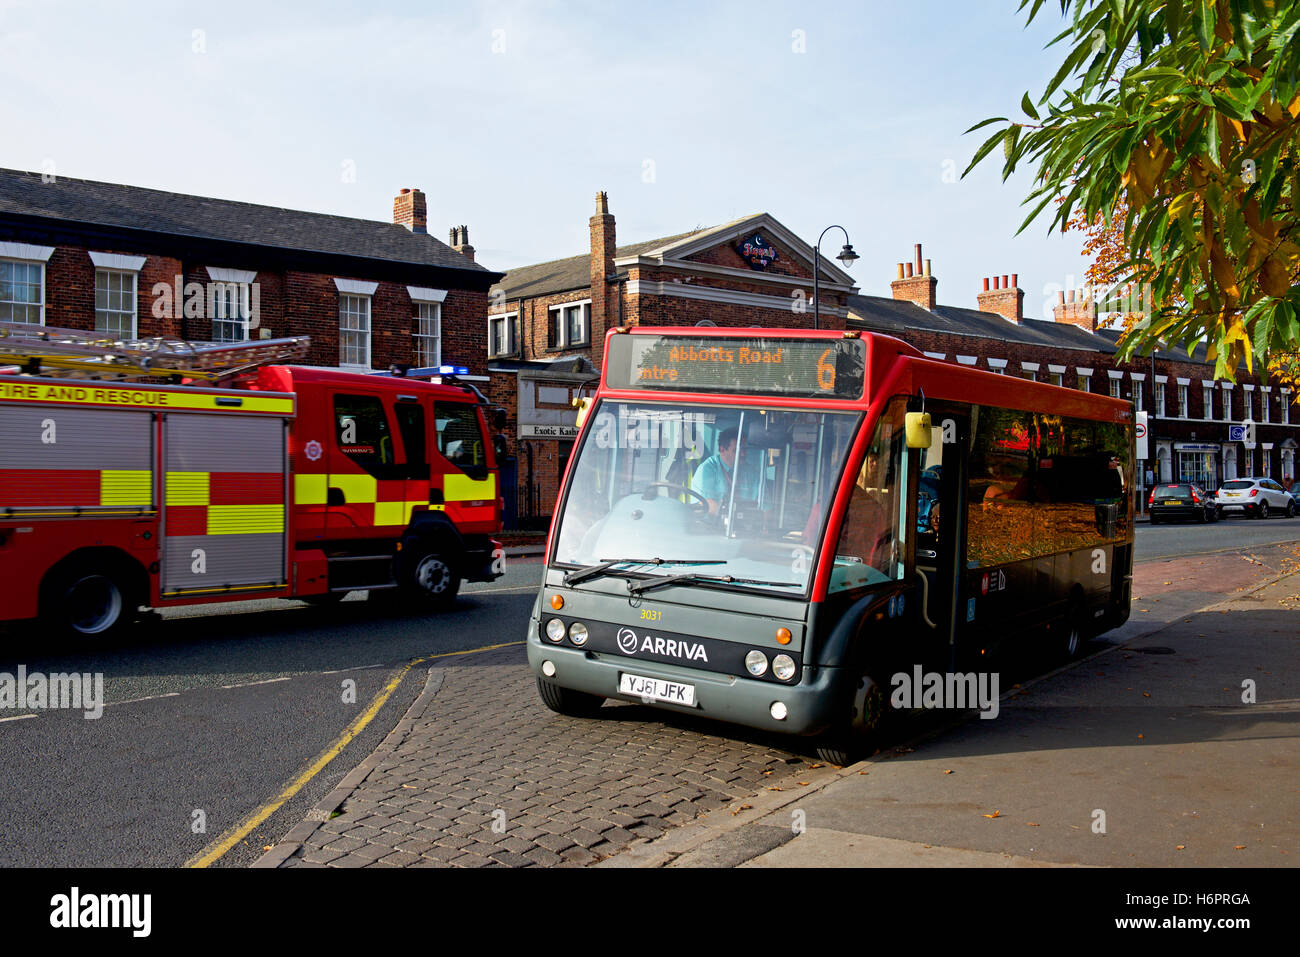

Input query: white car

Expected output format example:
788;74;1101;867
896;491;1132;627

1215;477;1296;519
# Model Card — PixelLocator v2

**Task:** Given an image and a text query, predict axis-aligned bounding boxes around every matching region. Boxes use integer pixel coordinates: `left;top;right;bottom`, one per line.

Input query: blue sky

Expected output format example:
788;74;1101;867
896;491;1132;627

2;0;1092;318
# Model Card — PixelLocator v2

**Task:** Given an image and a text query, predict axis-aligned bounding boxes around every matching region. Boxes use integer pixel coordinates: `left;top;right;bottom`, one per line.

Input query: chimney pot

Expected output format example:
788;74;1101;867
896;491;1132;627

896;263;905;280
905;262;914;278
924;259;931;277
1011;273;1018;288
1058;290;1066;304
913;244;923;273
983;278;990;292
1002;275;1009;288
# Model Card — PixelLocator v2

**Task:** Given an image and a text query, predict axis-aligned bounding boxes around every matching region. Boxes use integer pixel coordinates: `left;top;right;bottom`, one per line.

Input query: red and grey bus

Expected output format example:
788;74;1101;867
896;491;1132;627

527;326;1134;762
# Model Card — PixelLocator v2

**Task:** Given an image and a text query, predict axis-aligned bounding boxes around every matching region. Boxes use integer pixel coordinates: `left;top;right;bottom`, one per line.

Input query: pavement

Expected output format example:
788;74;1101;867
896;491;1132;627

255;541;1300;868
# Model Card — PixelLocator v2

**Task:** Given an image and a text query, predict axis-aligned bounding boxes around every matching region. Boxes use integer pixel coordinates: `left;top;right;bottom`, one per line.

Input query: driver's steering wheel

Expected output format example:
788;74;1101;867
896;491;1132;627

639;482;711;515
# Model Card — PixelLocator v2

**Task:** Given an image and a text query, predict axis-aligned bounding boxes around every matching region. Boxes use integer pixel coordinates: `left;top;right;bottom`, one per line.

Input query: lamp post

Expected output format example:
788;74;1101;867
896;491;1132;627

811;225;859;330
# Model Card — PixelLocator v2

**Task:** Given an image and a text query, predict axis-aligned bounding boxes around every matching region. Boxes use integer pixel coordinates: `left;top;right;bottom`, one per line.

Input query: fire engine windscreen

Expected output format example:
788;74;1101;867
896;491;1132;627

553;401;862;594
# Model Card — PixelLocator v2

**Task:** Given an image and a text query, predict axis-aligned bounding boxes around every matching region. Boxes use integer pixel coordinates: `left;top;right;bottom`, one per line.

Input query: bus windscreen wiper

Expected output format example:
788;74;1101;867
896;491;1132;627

563;557;725;587
626;573;801;597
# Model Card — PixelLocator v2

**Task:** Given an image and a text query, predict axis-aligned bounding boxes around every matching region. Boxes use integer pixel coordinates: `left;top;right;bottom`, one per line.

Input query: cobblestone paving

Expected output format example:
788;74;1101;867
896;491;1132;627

279;646;813;867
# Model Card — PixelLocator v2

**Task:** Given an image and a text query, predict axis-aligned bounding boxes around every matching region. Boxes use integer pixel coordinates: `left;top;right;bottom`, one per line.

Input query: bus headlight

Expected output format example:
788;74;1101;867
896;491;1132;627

546;618;566;642
772;655;796;681
745;651;768;676
568;622;589;646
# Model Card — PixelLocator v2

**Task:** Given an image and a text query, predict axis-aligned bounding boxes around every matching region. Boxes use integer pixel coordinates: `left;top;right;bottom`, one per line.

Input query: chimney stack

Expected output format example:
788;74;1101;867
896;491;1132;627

449;225;475;262
393;188;427;233
590;191;617;342
889;242;938;311
1053;287;1097;332
977;272;1024;323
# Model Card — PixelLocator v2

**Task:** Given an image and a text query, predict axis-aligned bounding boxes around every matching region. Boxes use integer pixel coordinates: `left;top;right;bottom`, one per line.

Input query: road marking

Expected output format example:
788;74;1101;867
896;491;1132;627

220;677;292;690
185;639;524;868
106;692;181;707
0;713;37;723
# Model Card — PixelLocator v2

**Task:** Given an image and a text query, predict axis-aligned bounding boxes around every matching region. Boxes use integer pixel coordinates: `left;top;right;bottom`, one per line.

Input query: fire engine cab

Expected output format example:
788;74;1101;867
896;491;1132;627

0;323;504;638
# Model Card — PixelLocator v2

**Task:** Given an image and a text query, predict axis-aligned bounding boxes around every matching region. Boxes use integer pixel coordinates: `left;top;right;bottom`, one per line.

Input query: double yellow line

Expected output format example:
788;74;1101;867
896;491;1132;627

186;640;523;868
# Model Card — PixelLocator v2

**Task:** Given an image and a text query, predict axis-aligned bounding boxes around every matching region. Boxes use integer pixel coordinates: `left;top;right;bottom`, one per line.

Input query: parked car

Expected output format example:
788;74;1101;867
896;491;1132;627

1148;483;1218;524
1215;477;1297;519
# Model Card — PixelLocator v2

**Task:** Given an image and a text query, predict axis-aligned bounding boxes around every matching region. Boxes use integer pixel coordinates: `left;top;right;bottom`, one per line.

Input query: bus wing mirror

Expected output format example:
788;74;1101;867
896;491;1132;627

905;412;932;449
573;396;593;429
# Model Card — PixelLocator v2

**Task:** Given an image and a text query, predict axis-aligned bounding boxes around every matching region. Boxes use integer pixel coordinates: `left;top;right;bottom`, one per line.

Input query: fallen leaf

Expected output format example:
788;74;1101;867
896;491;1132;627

263;845;273;851
1234;845;1246;850
1026;822;1040;827
797;781;810;786
1176;845;1185;850
808;763;823;769
983;810;1001;819
765;787;784;791
944;769;954;774
401;784;416;789
858;770;869;775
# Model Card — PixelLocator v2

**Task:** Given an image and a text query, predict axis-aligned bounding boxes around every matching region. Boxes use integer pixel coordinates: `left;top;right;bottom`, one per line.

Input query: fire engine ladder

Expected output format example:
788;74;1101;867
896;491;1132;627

0;321;310;382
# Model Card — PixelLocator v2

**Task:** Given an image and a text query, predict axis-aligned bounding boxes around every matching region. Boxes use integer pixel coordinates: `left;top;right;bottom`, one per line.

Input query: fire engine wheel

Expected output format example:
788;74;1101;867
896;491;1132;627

44;564;134;639
404;552;461;609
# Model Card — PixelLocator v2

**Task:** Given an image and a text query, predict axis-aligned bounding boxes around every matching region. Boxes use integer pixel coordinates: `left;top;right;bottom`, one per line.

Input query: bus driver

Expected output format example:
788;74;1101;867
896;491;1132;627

691;427;740;516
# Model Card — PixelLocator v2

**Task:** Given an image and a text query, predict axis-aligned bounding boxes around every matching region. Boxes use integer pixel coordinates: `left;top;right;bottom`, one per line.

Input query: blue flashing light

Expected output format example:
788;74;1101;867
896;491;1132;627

438;365;469;375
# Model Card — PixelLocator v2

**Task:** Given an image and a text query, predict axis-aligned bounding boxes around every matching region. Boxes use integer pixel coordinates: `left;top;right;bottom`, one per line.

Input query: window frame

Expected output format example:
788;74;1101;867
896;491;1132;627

0;257;46;325
547;299;591;350
339;292;372;370
488;311;518;358
93;268;138;339
414;300;442;368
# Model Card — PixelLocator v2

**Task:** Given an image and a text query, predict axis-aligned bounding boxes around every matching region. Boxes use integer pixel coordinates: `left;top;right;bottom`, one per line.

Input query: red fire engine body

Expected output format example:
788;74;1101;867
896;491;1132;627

0;365;504;637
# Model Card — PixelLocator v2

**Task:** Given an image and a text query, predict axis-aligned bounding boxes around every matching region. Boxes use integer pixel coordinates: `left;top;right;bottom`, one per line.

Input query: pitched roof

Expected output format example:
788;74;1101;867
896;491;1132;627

0;168;493;275
491;229;705;301
847;293;1124;353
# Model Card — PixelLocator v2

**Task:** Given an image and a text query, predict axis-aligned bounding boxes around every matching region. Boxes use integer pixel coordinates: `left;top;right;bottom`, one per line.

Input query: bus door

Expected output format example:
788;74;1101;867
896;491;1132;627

914;407;967;671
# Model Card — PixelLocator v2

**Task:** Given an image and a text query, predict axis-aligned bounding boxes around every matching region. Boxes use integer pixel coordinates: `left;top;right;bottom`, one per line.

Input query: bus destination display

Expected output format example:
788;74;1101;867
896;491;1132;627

606;335;866;399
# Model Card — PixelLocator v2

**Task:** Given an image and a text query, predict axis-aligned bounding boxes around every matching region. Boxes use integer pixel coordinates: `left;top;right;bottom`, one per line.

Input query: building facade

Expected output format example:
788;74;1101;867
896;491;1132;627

0;170;500;376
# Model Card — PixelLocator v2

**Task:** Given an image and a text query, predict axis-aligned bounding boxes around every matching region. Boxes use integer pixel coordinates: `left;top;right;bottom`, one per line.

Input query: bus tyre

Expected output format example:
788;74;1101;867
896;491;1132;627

43;561;136;641
403;552;460;609
536;677;605;717
815;673;887;767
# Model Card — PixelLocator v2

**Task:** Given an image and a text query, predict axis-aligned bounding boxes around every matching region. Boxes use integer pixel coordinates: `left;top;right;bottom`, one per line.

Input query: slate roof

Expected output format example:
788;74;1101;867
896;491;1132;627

0;168;493;275
492;229;706;301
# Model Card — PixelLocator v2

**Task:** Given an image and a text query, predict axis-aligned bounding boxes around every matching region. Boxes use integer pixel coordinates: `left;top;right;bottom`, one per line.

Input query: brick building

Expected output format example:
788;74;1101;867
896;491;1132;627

0;169;500;375
850;246;1298;500
487;191;860;525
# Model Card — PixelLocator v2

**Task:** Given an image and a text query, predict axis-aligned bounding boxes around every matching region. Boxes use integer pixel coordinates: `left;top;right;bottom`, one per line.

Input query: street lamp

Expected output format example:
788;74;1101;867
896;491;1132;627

812;225;858;330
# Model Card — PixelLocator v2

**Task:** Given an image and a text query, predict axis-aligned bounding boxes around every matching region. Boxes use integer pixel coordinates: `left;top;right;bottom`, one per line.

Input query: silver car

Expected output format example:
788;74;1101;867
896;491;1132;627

1215;477;1296;519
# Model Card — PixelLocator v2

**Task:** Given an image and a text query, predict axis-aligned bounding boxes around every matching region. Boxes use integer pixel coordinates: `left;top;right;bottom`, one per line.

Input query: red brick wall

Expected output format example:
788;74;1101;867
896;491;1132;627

28;241;487;372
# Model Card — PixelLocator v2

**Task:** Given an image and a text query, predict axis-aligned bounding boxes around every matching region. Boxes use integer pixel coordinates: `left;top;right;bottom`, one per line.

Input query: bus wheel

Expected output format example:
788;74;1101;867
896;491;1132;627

403;552;461;609
43;562;135;640
536;677;605;717
815;673;887;766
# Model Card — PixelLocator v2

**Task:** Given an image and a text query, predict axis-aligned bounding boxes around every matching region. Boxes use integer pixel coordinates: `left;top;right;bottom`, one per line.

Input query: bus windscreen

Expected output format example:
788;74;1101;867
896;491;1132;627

606;335;867;399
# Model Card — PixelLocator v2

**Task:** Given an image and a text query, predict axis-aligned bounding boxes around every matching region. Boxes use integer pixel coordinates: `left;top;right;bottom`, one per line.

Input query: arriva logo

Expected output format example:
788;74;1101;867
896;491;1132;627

616;627;708;663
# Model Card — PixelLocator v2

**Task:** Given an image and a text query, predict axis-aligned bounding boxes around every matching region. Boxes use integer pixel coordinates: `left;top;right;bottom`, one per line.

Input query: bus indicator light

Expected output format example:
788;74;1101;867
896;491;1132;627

776;627;792;645
550;594;564;610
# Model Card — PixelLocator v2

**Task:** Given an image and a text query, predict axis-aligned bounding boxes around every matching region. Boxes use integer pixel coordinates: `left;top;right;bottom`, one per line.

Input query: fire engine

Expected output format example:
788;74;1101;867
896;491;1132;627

0;322;505;638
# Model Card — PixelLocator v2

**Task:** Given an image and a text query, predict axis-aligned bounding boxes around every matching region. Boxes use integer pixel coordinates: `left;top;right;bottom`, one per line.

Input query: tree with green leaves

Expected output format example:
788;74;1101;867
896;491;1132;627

965;0;1300;383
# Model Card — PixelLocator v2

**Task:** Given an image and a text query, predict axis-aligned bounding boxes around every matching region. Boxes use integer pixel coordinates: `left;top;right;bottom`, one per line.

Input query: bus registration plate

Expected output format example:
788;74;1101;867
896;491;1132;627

619;673;696;706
